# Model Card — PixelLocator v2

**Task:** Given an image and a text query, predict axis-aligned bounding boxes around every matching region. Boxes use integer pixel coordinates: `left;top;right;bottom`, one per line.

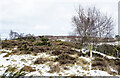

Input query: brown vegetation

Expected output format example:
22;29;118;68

34;58;49;64
54;54;76;65
22;66;36;72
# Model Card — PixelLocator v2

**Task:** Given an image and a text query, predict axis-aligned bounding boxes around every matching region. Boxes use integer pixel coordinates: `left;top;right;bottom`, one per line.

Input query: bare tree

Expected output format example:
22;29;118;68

9;30;14;40
9;30;35;40
9;30;19;39
72;6;114;47
72;6;114;70
9;30;25;39
18;33;25;38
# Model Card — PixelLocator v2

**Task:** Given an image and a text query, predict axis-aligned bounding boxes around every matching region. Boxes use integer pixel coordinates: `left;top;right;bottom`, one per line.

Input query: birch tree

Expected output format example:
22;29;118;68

72;6;114;70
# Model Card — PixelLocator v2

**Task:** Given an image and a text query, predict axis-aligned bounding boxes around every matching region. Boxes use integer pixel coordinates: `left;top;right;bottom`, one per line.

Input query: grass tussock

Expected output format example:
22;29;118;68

54;54;76;65
34;58;49;64
22;66;36;72
48;64;60;73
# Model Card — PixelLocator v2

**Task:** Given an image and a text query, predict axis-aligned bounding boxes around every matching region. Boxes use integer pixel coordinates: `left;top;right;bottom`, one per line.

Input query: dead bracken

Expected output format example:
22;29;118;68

22;66;36;72
34;58;49;64
54;54;76;65
48;64;60;73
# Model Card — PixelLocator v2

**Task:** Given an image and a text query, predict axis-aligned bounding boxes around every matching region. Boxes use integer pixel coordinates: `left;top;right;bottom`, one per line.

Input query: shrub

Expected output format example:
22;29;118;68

2;42;10;48
19;48;24;51
52;50;62;55
40;37;49;42
96;44;120;58
34;41;42;46
55;40;62;42
59;60;75;65
82;59;88;64
26;36;35;42
48;64;60;73
54;54;76;65
47;42;51;46
39;36;44;38
58;42;74;47
29;39;35;42
19;44;29;51
34;41;51;46
29;48;34;51
74;43;84;49
92;53;103;58
94;57;103;61
23;44;27;49
77;52;86;57
92;61;105;67
22;66;36;72
34;58;49;64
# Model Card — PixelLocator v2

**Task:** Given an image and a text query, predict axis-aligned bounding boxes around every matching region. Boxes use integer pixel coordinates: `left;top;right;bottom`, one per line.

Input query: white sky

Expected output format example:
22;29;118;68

0;0;119;39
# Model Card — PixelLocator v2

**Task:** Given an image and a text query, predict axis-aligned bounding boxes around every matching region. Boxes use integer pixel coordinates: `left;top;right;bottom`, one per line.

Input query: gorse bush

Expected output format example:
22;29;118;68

19;44;29;51
40;37;49;42
16;36;35;42
29;48;34;51
26;36;35;42
34;41;51;46
38;36;44;38
23;44;27;49
96;44;120;58
34;42;42;46
34;36;51;46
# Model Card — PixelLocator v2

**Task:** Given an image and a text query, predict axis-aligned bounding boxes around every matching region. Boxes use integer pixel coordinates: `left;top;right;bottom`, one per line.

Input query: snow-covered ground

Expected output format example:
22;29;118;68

0;49;118;76
97;41;120;45
76;48;120;60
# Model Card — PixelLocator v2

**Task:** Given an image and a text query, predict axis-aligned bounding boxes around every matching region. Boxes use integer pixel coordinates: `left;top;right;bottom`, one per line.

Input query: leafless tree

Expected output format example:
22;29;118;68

9;30;14;39
9;30;19;39
72;6;114;70
72;6;114;45
9;30;35;40
9;30;26;39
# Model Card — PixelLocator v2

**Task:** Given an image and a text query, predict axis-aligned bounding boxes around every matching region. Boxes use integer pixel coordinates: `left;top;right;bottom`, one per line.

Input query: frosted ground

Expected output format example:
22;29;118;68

0;48;120;76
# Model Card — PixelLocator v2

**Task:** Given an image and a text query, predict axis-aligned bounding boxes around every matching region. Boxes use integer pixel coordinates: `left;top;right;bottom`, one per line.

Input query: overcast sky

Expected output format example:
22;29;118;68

0;0;119;39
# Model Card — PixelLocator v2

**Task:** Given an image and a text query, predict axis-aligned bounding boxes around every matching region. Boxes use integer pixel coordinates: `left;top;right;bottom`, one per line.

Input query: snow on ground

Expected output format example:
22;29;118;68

110;66;118;73
97;41;120;45
79;56;91;62
75;48;120;60
0;49;114;76
0;50;58;76
0;49;12;53
92;51;118;59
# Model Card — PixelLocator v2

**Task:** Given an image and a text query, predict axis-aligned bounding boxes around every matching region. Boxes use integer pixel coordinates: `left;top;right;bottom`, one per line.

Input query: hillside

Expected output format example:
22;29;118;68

0;36;120;76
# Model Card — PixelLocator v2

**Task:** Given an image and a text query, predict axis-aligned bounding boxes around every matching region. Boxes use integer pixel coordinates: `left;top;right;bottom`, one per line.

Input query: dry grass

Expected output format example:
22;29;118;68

5;66;18;73
22;66;36;72
34;57;49;64
3;53;11;57
48;64;60;73
11;59;17;62
77;58;88;65
54;54;76;65
76;58;89;70
21;59;27;63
